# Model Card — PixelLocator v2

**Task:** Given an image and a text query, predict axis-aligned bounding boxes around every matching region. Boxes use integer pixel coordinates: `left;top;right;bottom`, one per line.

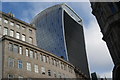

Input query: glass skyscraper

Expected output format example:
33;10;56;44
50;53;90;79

32;3;90;77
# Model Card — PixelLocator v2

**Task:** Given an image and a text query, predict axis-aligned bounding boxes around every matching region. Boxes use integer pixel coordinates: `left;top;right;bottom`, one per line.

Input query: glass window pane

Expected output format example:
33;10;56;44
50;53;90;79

26;49;29;56
30;50;33;58
0;17;2;21
9;43;13;51
16;32;20;39
34;64;39;73
4;19;8;24
27;62;31;71
8;58;14;67
29;37;33;44
19;47;22;55
3;27;8;35
22;34;26;41
16;24;20;29
41;67;45;74
10;22;14;26
18;60;23;69
10;30;14;37
13;44;19;53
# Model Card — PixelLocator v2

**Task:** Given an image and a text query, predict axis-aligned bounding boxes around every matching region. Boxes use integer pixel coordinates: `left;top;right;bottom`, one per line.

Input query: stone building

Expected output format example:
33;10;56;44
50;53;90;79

90;2;120;80
0;11;88;79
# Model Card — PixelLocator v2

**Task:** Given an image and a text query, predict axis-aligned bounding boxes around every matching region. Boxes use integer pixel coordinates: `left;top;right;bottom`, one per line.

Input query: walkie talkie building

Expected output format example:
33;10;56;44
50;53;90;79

32;3;90;77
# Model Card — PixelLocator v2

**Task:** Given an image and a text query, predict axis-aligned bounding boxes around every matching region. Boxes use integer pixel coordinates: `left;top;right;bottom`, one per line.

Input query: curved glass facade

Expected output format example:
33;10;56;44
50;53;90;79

32;4;90;77
32;6;67;60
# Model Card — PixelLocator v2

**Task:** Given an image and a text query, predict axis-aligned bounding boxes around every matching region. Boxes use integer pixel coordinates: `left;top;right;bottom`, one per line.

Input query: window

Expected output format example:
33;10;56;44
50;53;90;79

9;43;13;51
48;70;51;76
34;64;39;73
16;24;20;29
58;72;61;78
19;46;22;55
13;44;19;53
29;29;32;34
29;37;33;44
4;19;8;24
30;50;33;58
0;17;2;21
43;55;46;63
10;30;14;37
53;71;57;78
40;54;43;61
22;34;26;41
26;49;29;57
16;32;20;39
41;67;45;74
10;22;14;26
18;76;23;80
8;58;14;67
34;52;37;59
3;27;8;35
22;26;25;31
18;60;23;69
27;62;31;71
8;74;14;79
46;56;49;63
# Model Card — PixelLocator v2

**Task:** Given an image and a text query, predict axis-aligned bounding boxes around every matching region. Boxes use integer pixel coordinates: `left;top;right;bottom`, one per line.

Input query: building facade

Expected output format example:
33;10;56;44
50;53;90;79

32;3;90;78
0;11;88;79
91;2;120;80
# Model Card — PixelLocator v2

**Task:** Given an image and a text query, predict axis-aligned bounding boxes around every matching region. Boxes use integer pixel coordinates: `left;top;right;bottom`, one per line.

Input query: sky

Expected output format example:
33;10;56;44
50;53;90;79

1;1;114;78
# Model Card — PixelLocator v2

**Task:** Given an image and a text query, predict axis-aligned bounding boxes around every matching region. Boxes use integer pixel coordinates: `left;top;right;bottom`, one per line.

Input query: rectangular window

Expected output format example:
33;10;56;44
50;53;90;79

34;64;39;73
8;58;14;67
40;54;43;61
48;70;51;76
0;17;2;21
10;30;14;37
16;32;20;39
10;22;14;26
29;37;33;44
22;34;26;41
26;49;29;57
29;29;32;34
18;76;23;80
9;43;13;51
30;50;33;58
53;71;57;78
43;55;46;63
13;44;19;53
22;26;25;31
4;19;8;24
27;62;31;71
18;60;23;69
8;74;14;79
41;67;45;74
3;27;8;35
16;24;20;29
34;52;37;59
19;46;22;55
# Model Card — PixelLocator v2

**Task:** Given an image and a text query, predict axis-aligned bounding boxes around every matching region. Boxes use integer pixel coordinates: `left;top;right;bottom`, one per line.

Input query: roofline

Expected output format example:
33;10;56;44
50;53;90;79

0;11;36;30
32;3;82;24
1;35;75;68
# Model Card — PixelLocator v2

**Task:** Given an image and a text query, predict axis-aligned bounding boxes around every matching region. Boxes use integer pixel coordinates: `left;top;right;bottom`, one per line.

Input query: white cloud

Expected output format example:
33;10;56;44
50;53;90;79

84;18;114;78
